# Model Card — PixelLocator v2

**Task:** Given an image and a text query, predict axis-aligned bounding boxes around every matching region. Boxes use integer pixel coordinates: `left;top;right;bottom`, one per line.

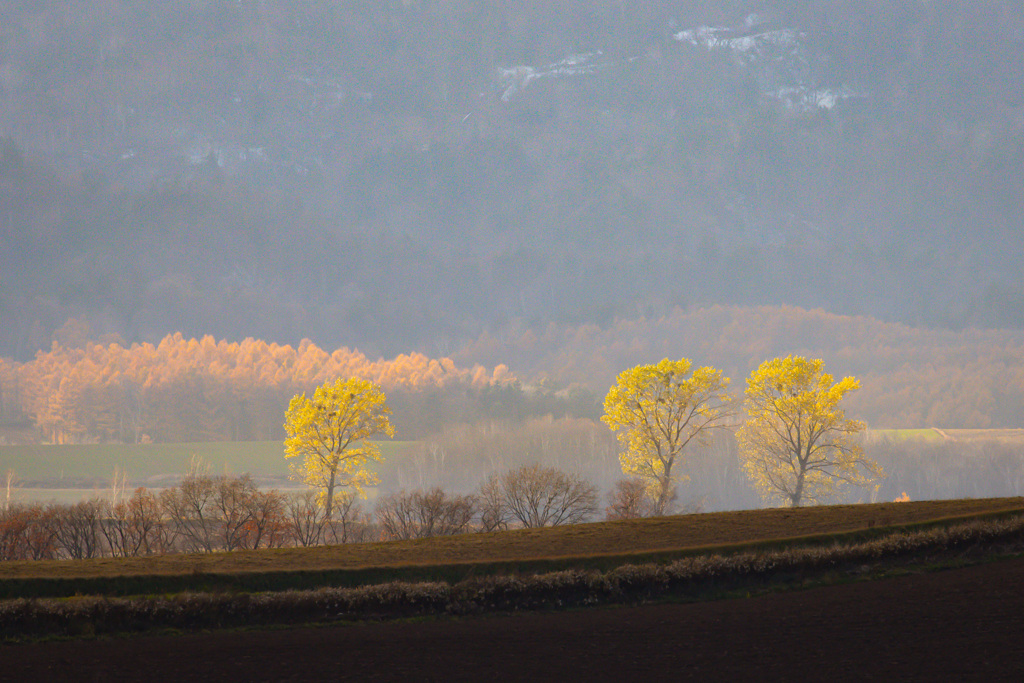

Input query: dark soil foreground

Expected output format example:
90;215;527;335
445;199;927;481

4;557;1024;682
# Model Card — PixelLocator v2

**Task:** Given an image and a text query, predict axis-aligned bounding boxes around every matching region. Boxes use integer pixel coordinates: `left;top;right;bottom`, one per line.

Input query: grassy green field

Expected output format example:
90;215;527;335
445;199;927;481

867;428;945;442
942;429;1024;443
5;429;1023;487
0;440;413;488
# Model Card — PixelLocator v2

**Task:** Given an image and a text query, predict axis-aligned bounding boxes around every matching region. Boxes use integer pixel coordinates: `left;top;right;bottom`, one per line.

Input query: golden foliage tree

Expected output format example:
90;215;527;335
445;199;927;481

283;377;394;524
738;356;883;507
601;358;732;514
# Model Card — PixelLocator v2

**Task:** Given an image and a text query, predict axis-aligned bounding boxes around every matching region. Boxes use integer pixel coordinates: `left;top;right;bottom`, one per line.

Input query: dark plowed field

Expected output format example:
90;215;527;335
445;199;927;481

5;556;1024;682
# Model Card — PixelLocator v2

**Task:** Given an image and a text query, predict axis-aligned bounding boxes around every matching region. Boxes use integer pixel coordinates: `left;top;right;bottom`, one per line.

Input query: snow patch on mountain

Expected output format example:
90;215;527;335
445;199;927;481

673;25;805;60
673;15;864;113
495;14;864;114
771;85;861;112
497;52;607;102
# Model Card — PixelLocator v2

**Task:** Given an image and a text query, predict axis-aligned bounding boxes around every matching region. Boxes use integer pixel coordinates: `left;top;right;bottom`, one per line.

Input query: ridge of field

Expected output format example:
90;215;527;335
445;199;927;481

941;429;1024;443
2;497;1021;585
868;428;1024;443
867;428;944;442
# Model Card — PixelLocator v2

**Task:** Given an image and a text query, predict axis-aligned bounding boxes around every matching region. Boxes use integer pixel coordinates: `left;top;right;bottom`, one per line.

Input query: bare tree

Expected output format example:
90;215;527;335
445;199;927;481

285;489;329;547
160;473;289;552
240;489;288;549
212;474;259;552
375;488;477;540
477;476;510;532
604;479;660;520
3;468;16;511
22;504;59;560
160;473;218;552
0;504;31;560
52;499;104;559
326;492;373;544
109;465;129;505
102;487;166;557
480;464;598;528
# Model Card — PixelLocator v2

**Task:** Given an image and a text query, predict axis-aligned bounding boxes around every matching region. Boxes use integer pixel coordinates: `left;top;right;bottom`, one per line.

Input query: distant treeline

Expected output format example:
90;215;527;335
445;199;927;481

452;305;1024;430
0;323;597;444
4;304;1024;445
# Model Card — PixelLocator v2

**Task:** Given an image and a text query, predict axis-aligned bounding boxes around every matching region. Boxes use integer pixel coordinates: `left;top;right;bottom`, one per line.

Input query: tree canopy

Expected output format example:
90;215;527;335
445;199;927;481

283;377;394;522
738;356;882;507
601;358;732;514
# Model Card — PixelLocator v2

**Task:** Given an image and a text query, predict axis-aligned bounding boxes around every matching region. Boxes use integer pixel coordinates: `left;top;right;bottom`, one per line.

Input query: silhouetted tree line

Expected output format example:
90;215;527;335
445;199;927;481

0;464;601;561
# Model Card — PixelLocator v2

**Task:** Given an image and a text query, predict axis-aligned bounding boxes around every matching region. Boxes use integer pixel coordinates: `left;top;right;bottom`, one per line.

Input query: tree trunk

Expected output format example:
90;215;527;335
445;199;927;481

790;471;805;507
325;467;337;526
656;460;673;515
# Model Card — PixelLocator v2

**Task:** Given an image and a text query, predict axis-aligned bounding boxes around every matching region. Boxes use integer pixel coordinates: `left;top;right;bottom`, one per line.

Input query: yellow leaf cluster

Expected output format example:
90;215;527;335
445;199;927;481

283;377;395;519
601;358;732;513
737;356;883;507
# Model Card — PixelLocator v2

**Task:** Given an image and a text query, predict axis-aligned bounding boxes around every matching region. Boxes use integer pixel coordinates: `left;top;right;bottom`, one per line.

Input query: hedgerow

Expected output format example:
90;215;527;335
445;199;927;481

3;513;1023;641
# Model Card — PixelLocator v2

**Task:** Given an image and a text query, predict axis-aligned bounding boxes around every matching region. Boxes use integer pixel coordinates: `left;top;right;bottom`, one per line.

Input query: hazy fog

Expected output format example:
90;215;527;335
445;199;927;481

2;1;1023;361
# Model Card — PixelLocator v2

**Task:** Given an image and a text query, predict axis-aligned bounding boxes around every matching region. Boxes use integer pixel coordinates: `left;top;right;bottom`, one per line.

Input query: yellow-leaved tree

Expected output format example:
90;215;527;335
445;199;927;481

284;377;394;524
601;358;733;515
738;356;882;507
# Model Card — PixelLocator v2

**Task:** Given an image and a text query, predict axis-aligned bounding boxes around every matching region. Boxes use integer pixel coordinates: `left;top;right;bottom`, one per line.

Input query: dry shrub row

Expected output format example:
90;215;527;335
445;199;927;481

0;477;373;561
379;465;602;539
375;488;477;540
1;465;602;559
3;513;1023;640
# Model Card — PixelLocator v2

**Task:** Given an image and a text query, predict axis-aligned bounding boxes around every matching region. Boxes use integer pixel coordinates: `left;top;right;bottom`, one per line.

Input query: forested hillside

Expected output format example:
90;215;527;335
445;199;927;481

2;1;1023;359
453;305;1024;428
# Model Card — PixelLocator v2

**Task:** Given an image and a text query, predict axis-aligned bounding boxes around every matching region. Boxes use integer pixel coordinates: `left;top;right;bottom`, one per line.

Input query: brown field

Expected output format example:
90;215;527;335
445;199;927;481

5;497;1024;680
2;496;1022;582
4;556;1024;681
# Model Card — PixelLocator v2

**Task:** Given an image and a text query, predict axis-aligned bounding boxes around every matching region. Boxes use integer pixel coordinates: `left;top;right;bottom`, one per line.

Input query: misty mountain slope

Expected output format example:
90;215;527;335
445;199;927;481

1;1;1023;359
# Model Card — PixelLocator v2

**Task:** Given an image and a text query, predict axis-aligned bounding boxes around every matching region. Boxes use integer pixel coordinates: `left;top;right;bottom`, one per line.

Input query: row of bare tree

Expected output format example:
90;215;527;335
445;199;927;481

1;465;659;562
377;463;604;540
0;476;347;561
